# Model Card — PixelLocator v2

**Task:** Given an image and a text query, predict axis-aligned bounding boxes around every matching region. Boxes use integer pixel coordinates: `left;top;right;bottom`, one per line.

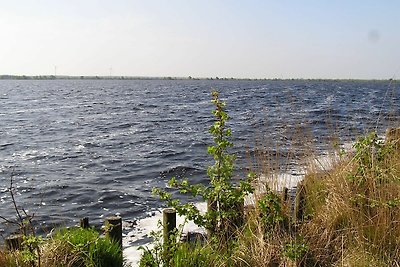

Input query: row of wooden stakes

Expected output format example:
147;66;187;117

3;184;306;252
4;216;123;251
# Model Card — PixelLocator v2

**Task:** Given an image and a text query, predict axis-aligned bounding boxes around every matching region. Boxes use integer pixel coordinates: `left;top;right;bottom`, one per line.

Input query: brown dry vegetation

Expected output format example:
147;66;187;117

228;128;400;267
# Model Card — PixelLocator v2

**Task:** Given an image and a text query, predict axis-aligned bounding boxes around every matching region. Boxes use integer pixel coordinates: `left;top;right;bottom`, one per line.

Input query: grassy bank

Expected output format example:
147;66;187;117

0;227;127;267
140;129;400;267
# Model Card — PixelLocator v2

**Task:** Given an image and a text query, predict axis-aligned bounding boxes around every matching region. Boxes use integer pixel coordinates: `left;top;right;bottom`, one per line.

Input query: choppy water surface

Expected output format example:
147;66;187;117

0;79;399;235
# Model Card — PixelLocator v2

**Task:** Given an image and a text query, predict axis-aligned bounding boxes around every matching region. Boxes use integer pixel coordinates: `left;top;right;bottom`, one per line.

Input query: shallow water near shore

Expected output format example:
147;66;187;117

0;79;399;241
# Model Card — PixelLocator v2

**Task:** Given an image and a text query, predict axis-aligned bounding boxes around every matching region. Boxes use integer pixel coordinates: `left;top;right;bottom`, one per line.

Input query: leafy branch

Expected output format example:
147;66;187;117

153;91;254;238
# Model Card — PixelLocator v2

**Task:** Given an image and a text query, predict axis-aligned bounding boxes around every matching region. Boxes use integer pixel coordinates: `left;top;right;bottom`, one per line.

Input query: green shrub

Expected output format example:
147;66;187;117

0;250;29;267
44;227;126;267
153;91;254;239
258;191;284;229
282;239;308;261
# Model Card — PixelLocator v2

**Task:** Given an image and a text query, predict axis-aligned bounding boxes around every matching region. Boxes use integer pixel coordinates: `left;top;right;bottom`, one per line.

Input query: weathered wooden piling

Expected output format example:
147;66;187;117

162;208;176;263
294;181;306;223
163;208;176;246
281;187;289;203
5;234;23;250
104;216;122;249
80;217;89;229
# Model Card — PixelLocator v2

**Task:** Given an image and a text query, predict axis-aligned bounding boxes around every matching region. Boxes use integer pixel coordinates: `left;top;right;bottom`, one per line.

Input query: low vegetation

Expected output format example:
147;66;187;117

0;227;127;267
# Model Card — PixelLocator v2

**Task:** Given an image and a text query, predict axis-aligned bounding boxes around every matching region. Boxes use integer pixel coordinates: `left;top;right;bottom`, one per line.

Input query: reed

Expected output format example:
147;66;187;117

299;130;400;265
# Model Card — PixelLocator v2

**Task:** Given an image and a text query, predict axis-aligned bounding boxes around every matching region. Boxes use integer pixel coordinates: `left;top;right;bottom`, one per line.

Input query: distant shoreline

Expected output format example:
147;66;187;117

0;75;394;82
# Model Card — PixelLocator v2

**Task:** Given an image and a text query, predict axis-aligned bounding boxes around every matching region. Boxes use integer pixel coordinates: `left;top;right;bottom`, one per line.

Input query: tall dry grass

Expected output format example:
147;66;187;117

300;130;400;266
237;124;400;266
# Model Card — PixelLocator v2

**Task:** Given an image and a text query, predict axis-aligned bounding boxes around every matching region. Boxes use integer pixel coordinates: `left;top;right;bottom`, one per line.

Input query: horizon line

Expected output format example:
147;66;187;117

0;74;395;82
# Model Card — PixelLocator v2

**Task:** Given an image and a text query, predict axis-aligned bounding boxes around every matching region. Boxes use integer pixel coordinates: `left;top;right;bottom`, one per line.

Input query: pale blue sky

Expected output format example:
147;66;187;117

1;0;399;79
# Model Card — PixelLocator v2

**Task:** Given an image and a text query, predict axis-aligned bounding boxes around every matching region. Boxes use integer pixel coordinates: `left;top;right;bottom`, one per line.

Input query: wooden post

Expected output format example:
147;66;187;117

163;208;176;246
163;208;176;264
280;187;290;230
5;234;23;250
295;182;306;223
104;216;122;249
281;187;289;202
80;217;89;229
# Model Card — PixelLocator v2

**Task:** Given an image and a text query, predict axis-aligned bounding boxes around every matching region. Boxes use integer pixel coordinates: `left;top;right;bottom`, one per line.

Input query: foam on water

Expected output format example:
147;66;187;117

123;202;207;266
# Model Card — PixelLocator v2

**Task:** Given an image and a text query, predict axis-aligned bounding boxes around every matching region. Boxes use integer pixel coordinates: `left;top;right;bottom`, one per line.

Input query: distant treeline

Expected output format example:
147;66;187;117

0;75;186;80
0;74;394;82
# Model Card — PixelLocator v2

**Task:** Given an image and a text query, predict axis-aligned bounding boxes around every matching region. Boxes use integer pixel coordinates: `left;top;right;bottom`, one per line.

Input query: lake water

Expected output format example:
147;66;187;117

0;79;399;236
